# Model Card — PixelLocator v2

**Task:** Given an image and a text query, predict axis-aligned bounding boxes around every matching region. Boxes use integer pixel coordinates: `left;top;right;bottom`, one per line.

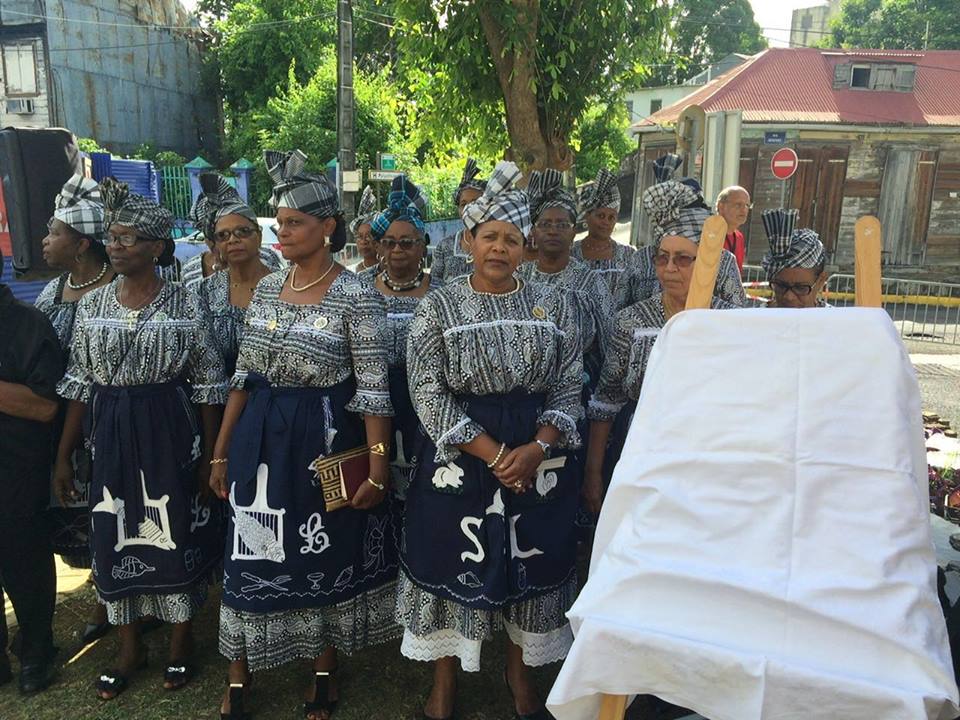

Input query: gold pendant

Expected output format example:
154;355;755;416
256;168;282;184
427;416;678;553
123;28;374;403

532;305;547;320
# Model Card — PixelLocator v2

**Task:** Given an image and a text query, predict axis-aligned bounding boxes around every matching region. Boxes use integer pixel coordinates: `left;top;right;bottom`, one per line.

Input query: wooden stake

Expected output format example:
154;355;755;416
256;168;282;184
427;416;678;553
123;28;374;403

854;216;882;308
685;215;728;310
598;693;629;720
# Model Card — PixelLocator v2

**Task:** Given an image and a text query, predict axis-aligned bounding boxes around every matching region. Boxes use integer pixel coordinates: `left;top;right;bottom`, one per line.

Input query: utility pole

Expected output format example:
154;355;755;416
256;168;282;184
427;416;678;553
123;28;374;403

337;0;356;224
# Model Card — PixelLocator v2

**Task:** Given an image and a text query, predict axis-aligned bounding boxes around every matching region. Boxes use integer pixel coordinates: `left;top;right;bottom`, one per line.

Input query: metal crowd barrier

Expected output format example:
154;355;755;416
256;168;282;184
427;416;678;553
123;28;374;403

741;265;960;346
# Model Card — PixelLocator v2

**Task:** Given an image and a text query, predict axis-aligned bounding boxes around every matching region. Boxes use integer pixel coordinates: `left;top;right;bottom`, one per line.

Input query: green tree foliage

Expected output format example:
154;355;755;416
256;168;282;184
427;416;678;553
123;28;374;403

392;0;665;170
648;0;767;86
572;102;632;183
828;0;960;50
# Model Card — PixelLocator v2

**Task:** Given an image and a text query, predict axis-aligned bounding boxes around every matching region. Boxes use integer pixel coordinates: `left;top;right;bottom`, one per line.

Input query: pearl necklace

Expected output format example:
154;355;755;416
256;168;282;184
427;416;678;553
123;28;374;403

289;261;336;292
67;262;109;290
382;268;424;292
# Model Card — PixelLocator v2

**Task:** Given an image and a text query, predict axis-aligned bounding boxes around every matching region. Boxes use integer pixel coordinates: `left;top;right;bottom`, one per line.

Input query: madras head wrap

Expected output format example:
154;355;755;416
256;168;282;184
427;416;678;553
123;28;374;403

642;180;709;247
100;177;174;240
264;149;340;218
370;175;428;242
53;174;105;242
349;185;379;236
460;161;531;238
526;168;577;222
453;157;487;206
189;173;257;241
761;209;826;280
577;167;621;222
653;153;683;184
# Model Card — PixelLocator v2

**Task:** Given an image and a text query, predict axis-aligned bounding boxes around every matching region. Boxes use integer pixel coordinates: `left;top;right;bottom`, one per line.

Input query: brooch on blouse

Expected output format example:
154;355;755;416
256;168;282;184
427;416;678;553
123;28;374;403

532;306;547;320
313;316;329;330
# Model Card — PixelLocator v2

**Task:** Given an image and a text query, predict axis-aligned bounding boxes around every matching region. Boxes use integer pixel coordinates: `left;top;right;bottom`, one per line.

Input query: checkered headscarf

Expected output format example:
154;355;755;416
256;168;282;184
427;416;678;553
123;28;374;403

642;180;709;247
577;168;621;222
53;174;105;243
653;153;683;184
526;169;577;222
349;186;379;236
100;177;174;240
264;149;340;218
189;173;257;241
461;161;531;238
370;175;428;242
453;157;487;206
761;209;825;280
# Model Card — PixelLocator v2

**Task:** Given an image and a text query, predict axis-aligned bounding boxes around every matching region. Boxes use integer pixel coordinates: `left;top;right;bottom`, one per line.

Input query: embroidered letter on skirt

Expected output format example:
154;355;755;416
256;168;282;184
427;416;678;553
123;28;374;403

219;374;400;671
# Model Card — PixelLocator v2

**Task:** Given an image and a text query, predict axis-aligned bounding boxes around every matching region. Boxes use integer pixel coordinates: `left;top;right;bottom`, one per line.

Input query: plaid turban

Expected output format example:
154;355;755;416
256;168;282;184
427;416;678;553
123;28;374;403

53;174;105;243
101;177;174;240
578;168;621;222
264;149;340;218
653;153;683;184
761;209;826;280
526;169;577;222
453;157;487;206
189;173;257;241
642;180;709;246
349;185;379;236
370;175;428;242
461;161;531;238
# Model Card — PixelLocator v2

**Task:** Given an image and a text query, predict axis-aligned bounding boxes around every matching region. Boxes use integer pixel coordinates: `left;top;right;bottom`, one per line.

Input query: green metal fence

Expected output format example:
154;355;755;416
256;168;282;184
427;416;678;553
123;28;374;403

160;165;193;220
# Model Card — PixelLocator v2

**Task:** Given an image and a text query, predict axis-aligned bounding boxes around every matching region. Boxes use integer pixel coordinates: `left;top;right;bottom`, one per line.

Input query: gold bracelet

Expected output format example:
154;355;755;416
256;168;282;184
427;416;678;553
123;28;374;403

209;458;228;465
367;477;386;491
486;442;506;469
369;441;388;457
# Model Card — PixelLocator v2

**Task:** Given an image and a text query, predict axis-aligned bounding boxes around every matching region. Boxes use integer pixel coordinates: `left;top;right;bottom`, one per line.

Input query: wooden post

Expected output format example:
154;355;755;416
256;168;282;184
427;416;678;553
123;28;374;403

598;692;629;720
854;216;882;308
685;215;728;310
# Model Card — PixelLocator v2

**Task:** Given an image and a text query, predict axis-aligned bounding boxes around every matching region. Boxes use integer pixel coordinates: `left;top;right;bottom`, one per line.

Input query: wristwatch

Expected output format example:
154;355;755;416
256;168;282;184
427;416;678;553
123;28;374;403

534;439;551;457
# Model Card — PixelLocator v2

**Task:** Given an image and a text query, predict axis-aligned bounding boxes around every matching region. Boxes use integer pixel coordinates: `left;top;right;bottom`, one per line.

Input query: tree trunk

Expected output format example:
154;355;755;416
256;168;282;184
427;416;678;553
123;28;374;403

477;0;572;171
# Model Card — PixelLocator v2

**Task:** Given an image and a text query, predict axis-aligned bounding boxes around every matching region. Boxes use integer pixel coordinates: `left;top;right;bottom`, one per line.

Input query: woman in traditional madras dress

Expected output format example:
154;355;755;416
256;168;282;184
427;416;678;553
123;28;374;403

194;173;273;376
583;180;738;515
760;208;830;309
429;157;486;285
210;150;398;720
54;179;227;699
38;175;116;642
571;167;637;311
398;162;583;720
349;185;381;281
369;175;434;499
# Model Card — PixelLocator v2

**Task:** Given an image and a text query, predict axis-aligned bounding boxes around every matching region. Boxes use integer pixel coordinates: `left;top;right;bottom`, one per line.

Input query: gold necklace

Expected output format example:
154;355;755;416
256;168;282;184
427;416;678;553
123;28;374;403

662;293;684;320
289;261;336;292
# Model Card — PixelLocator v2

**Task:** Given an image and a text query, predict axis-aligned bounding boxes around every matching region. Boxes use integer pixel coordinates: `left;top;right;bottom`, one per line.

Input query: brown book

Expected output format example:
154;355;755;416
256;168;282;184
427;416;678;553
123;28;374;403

308;445;370;511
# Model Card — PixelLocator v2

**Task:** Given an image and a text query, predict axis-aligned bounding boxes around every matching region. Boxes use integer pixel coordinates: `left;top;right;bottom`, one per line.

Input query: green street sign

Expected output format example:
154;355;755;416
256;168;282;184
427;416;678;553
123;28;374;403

378;153;397;171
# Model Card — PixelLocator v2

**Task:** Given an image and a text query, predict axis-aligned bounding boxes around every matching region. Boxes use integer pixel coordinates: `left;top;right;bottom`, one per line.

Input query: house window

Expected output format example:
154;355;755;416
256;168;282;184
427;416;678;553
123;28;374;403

650;98;662;114
625;100;634;119
2;44;38;97
850;65;872;89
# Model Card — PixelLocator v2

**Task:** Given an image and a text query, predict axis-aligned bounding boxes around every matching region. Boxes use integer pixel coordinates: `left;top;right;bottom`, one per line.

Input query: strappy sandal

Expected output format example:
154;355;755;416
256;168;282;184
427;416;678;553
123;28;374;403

95;652;148;701
303;667;339;720
221;680;253;720
163;660;195;691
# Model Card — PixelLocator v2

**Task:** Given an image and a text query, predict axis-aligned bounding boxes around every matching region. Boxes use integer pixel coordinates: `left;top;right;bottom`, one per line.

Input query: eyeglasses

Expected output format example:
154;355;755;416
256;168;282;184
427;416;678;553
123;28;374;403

653;252;697;269
724;202;754;211
213;226;259;243
771;280;815;296
381;237;422;250
107;233;147;247
535;220;574;231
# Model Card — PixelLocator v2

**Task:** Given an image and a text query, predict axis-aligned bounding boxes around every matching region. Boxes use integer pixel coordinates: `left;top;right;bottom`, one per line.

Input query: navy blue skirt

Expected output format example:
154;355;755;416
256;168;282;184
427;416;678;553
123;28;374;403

402;390;579;611
222;373;399;613
388;366;417;499
86;380;222;602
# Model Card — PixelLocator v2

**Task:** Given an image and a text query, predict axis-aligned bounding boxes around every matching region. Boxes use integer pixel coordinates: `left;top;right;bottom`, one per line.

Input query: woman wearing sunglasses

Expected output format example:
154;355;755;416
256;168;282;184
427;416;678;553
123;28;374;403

583;180;738;516
760;209;829;309
369;175;433;499
193;174;273;375
53;178;227;700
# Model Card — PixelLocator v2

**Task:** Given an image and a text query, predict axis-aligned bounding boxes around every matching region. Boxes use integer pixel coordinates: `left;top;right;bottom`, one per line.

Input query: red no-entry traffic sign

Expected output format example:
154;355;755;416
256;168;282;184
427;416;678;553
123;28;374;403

771;147;799;180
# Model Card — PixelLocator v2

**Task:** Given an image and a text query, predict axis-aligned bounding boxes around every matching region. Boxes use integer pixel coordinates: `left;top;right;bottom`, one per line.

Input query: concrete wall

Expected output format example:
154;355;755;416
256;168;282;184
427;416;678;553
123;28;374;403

624;86;701;135
790;1;840;49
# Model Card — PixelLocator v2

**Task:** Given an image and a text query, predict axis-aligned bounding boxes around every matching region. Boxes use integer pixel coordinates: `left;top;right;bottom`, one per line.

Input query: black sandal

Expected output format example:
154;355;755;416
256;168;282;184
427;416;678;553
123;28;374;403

80;620;112;646
163;661;195;691
503;670;553;720
221;681;252;720
303;668;339;719
95;650;147;700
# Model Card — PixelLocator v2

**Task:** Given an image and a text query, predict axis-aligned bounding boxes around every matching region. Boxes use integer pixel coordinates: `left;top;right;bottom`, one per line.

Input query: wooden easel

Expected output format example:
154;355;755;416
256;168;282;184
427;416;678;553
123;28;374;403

594;216;883;720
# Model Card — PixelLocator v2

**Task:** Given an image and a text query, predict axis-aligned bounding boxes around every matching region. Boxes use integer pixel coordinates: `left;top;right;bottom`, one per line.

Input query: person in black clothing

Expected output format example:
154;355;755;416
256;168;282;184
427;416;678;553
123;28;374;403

0;251;65;694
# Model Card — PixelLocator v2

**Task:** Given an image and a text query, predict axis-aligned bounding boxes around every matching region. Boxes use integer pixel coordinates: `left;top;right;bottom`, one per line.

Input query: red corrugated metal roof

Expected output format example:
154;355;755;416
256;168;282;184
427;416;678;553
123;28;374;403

634;48;960;129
